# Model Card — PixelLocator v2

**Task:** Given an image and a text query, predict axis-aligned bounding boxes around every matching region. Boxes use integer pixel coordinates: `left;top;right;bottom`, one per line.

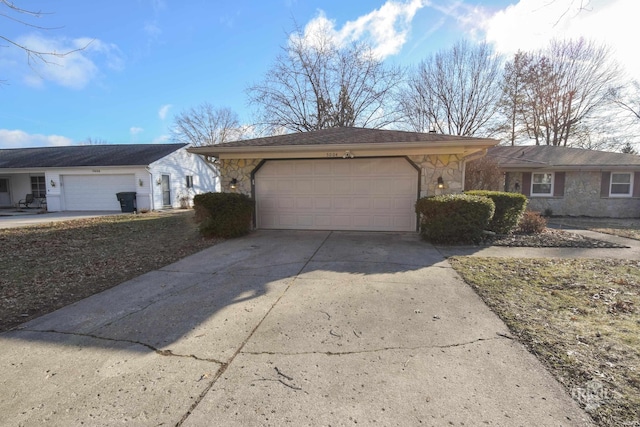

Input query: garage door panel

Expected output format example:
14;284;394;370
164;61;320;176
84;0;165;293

63;174;135;211
372;198;393;209
296;198;313;209
313;162;334;175
313;179;332;193
353;198;371;209
353;216;372;227
352;178;371;194
295;180;313;193
333;215;351;227
256;158;418;231
315;215;331;227
333;162;351;175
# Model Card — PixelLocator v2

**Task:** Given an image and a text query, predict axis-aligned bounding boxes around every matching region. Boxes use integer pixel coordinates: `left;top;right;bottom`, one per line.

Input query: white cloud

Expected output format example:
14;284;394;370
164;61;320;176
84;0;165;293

130;127;144;136
15;34;124;89
158;104;172;120
296;0;426;59
0;129;73;148
481;0;639;77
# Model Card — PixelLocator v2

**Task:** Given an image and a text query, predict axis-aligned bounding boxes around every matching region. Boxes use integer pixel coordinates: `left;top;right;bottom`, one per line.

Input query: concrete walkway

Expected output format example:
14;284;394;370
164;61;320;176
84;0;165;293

436;228;640;260
0;231;594;426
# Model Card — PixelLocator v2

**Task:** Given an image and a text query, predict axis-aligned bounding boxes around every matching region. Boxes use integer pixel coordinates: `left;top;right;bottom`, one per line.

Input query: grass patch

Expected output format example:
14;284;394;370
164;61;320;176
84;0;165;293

449;257;640;426
0;211;221;332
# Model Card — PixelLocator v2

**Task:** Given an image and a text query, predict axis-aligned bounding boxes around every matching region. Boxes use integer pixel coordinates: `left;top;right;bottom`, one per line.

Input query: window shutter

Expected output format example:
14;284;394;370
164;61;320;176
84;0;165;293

521;172;531;196
600;172;611;198
634;172;640;197
553;172;565;197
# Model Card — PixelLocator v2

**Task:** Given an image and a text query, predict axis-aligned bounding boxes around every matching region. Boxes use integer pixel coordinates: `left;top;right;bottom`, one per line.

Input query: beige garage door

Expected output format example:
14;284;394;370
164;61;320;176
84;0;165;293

62;174;136;211
255;158;418;231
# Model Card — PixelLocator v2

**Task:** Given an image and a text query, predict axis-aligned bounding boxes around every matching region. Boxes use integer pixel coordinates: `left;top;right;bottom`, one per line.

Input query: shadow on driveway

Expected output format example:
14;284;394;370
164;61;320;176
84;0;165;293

0;230;593;426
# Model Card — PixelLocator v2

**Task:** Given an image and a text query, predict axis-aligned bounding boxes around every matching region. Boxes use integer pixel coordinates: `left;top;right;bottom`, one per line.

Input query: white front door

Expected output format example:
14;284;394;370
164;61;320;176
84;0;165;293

255;158;419;231
0;178;10;207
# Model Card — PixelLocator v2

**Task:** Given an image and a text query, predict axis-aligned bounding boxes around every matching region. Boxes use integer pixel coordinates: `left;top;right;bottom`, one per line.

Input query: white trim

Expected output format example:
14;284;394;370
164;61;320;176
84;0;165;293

530;172;554;197
609;172;634;198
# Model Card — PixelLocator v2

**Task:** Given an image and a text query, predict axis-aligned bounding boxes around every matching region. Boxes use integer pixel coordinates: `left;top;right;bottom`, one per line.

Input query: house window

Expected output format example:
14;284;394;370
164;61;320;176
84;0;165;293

531;172;553;196
610;172;633;197
186;175;193;188
31;176;46;198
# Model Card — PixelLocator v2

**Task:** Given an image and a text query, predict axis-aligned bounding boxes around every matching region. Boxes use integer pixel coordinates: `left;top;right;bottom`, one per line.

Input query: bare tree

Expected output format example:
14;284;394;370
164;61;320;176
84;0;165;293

611;80;640;121
81;137;108;145
464;155;503;191
1;1;86;72
247;25;403;133
497;51;529;145
171;103;243;146
504;38;622;147
398;40;503;136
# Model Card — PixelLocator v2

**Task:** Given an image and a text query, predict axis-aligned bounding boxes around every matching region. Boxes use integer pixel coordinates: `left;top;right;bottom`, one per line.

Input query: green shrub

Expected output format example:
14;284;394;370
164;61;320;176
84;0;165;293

516;211;547;235
465;190;527;234
415;194;495;244
193;192;254;238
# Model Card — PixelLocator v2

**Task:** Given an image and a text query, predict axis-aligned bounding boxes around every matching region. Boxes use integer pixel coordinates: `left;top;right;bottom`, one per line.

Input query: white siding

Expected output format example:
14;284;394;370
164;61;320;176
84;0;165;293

149;147;219;209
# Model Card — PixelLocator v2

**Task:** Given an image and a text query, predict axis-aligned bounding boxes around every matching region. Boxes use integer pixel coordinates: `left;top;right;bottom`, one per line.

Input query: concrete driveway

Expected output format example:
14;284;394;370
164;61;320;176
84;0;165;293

0;231;593;426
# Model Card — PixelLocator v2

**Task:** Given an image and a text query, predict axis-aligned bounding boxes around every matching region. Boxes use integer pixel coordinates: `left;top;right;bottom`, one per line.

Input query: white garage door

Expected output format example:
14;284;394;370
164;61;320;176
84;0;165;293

62;174;136;211
255;158;418;231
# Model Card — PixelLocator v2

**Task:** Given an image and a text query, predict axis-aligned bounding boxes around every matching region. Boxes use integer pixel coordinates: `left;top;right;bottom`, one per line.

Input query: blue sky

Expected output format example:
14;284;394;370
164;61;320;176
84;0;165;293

0;0;637;148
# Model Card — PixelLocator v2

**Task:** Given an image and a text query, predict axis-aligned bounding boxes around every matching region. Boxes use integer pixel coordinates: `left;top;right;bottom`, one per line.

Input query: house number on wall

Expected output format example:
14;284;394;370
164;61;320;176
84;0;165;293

326;152;339;158
92;169;101;173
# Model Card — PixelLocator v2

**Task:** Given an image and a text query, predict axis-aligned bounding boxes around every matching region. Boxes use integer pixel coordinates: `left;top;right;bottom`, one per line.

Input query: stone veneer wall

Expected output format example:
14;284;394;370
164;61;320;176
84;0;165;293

219;158;263;195
507;171;640;218
408;154;464;198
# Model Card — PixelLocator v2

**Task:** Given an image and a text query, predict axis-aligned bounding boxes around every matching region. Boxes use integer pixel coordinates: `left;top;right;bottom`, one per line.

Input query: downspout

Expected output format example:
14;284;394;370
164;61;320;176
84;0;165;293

146;167;154;211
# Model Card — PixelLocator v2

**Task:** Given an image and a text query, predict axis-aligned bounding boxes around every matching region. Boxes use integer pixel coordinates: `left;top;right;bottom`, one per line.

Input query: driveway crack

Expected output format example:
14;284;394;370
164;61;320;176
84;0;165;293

18;328;225;364
175;231;334;425
240;334;512;357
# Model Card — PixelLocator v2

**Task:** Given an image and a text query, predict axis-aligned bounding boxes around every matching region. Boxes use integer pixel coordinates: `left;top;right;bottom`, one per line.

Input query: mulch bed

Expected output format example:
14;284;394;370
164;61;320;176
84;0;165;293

489;229;629;248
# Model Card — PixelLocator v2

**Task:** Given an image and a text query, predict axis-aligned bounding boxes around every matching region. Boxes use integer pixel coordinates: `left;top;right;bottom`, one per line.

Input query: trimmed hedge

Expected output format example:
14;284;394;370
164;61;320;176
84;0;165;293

193;192;254;238
465;190;527;234
415;194;495;244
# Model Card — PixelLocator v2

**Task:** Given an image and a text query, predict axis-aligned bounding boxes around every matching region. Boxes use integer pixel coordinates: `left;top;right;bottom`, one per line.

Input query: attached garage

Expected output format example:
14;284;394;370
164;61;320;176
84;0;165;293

256;158;418;231
62;174;136;211
189;127;499;233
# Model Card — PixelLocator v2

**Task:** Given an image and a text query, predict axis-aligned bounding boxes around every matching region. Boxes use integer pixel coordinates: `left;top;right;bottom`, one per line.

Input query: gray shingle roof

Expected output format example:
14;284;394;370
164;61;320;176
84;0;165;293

213;126;491;148
487;145;640;168
0;143;187;168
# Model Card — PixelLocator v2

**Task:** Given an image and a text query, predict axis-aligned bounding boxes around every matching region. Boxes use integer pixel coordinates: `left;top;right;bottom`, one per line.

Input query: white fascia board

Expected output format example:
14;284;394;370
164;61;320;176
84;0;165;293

189;140;497;160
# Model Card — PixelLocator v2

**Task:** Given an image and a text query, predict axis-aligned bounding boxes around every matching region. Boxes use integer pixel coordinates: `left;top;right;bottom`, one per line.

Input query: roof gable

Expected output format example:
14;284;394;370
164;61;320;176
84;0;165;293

487;145;640;169
0;143;187;169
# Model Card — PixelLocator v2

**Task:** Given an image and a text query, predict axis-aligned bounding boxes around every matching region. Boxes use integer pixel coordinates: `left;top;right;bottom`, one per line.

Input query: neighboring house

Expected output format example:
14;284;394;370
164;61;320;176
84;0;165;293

486;145;640;217
189;127;498;232
0;144;219;212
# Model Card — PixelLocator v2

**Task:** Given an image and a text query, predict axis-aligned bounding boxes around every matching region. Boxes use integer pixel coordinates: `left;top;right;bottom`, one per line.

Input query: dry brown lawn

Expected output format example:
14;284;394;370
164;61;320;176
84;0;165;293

0;211;220;332
450;256;640;427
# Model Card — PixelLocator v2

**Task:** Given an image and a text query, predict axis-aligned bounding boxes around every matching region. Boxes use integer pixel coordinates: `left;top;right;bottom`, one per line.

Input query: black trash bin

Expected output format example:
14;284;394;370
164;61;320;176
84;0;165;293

116;192;137;213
